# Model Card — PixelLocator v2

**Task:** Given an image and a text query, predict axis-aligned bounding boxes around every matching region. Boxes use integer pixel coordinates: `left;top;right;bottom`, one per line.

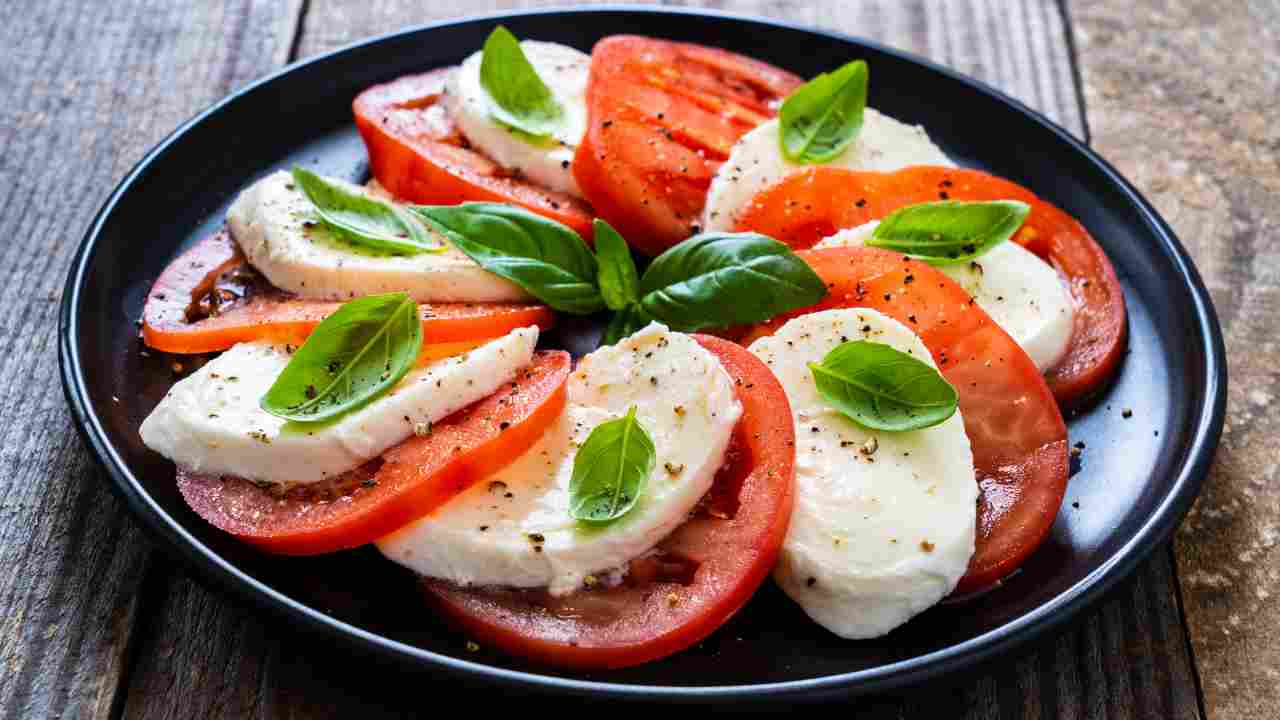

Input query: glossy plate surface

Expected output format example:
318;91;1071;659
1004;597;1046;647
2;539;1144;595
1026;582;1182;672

58;7;1225;702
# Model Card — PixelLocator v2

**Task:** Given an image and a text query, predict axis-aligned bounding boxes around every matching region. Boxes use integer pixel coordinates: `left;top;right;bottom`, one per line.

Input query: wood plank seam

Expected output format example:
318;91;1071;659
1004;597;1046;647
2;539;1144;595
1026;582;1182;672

288;0;313;64
1055;0;1092;144
1164;543;1211;719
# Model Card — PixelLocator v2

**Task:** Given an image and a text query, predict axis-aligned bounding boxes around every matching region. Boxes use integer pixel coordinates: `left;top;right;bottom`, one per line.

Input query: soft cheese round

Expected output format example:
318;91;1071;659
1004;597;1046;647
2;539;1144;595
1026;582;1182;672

702;111;954;232
815;221;1075;372
749;308;977;639
445;41;590;198
376;323;742;596
226;170;528;302
139;327;538;485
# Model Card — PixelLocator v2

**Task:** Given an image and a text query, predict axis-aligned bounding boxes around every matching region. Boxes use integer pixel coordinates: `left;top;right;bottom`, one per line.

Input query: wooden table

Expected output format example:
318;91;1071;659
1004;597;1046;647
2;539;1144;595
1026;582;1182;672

6;1;1275;717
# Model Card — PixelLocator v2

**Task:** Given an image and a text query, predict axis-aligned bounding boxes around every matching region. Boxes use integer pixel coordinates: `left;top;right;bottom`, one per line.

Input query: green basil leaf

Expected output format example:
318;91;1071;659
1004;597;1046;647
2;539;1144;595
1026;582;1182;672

413;203;605;314
638;232;827;331
600;303;653;347
809;340;958;432
569;406;656;524
866;200;1031;265
260;292;423;423
779;60;869;163
291;167;444;255
593;219;640;311
479;26;563;139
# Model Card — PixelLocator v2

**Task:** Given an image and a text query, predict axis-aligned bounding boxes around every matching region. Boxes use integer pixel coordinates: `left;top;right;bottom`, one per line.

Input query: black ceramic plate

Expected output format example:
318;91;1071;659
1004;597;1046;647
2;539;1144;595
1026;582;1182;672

59;7;1225;703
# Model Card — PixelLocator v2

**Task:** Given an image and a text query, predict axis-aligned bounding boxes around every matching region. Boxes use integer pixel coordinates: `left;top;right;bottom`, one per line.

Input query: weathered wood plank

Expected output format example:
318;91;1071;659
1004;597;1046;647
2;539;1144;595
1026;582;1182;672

1072;1;1280;717
0;1;300;718
111;1;1197;718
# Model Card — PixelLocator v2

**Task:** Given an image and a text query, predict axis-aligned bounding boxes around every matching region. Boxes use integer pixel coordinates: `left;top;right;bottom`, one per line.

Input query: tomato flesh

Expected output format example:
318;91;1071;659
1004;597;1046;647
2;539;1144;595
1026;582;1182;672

734;166;1127;405
353;68;595;240
423;335;795;670
739;247;1069;593
177;351;571;556
140;231;555;355
572;36;802;256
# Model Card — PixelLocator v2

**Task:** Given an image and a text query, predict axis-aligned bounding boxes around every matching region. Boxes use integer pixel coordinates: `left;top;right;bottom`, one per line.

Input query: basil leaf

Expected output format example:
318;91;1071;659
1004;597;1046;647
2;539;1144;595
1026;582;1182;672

638;232;827;331
809;340;957;432
479;26;563;139
260;292;423;423
600;303;653;347
413;203;605;314
593;219;640;311
291;167;444;255
867;200;1031;265
779;60;869;164
569;406;656;524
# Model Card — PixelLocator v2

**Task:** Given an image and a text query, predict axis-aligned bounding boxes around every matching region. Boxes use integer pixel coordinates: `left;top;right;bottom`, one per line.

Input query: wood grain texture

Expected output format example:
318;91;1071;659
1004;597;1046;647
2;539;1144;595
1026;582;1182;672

108;2;1196;718
9;0;1207;717
1072;1;1280;717
0;1;300;718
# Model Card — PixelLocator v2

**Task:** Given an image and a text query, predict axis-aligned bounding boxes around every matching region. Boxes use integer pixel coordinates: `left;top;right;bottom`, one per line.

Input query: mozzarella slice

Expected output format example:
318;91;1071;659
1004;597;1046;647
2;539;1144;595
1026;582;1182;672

377;323;742;596
749;308;976;639
140;327;538;485
702;111;954;232
227;170;528;303
815;221;1075;372
445;41;590;198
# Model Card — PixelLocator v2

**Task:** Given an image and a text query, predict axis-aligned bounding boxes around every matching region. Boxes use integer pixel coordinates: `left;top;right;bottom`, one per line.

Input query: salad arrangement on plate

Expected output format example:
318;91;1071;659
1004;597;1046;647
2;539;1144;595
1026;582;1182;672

137;28;1126;670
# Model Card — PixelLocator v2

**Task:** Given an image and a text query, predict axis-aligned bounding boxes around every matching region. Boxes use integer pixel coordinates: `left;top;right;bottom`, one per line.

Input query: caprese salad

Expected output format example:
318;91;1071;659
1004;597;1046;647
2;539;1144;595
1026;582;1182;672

137;27;1126;669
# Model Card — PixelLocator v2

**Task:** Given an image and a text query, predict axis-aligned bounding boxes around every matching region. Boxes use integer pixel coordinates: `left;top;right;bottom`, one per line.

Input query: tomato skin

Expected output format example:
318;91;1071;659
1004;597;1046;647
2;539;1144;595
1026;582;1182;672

740;247;1068;593
423;335;794;670
140;232;555;355
734;166;1127;405
177;351;571;556
353;69;595;240
573;36;802;256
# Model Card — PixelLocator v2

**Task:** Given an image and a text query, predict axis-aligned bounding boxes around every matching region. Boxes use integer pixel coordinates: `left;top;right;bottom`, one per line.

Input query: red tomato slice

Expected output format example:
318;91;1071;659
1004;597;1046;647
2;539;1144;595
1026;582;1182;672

140;231;555;355
353;69;596;240
423;335;795;670
739;247;1068;593
572;36;802;256
734;166;1127;405
177;351;571;556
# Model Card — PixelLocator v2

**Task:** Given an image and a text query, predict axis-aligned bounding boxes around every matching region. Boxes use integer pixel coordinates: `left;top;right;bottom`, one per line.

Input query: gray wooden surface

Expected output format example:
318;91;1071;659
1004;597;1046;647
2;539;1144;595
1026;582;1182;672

2;0;1235;716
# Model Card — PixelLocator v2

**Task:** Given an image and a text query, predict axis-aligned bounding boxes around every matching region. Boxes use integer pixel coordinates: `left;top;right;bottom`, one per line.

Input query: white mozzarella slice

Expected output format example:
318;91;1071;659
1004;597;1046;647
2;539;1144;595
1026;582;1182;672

749;308;976;639
376;323;742;596
226;170;528;303
445;41;590;198
702;111;954;232
815;222;1075;372
139;327;538;485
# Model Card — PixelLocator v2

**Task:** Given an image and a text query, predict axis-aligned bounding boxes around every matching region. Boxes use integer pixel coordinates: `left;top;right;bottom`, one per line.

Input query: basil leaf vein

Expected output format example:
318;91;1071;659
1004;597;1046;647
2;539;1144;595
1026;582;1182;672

291;167;444;255
866;200;1031;265
808;340;957;432
260;292;423;423
413;203;604;314
638;232;828;331
479;26;563;140
779;60;869;163
593;219;641;311
569;406;656;524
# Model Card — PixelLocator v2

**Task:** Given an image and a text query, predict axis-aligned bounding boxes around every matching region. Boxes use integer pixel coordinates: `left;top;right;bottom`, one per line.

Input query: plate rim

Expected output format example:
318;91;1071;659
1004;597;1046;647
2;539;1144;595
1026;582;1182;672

57;5;1227;702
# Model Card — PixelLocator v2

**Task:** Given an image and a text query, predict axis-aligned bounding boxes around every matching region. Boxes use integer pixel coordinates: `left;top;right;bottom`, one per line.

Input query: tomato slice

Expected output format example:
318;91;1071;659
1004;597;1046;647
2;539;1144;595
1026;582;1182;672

140;231;555;354
572;36;802;256
423;335;795;670
353;68;595;240
739;247;1068;593
734;166;1127;405
177;350;571;556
